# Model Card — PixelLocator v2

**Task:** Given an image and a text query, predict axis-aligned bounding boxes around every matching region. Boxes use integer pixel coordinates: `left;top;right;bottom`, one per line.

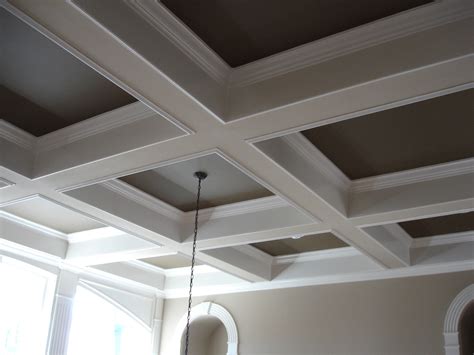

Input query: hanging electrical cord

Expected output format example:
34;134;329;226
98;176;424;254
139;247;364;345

184;171;207;355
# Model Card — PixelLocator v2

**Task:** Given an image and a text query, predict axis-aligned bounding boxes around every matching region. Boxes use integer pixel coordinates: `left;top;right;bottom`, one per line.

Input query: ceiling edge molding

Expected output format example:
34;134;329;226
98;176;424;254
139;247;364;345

411;230;474;248
67;226;128;243
351;157;474;193
36;102;156;152
229;0;474;87
101;180;184;222
103;179;292;223
0;210;68;240
124;0;230;85
183;195;288;221
0;120;36;150
272;246;359;265
282;133;351;191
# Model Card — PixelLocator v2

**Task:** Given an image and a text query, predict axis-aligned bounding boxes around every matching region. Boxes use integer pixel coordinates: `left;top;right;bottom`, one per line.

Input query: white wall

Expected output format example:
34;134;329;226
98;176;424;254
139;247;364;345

160;271;474;355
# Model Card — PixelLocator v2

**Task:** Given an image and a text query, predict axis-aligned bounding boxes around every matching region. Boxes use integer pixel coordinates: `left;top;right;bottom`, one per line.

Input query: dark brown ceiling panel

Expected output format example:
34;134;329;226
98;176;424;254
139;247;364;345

0;9;136;136
162;0;432;67
302;89;474;179
252;232;348;256
399;212;474;238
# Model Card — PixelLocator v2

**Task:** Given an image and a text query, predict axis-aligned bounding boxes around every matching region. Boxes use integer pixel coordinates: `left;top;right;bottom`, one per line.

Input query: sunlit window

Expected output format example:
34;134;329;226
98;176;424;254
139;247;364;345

68;286;152;355
0;256;55;355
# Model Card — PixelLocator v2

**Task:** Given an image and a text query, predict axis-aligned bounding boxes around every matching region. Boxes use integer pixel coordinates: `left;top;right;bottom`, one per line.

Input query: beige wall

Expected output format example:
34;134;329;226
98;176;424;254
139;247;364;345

160;271;473;355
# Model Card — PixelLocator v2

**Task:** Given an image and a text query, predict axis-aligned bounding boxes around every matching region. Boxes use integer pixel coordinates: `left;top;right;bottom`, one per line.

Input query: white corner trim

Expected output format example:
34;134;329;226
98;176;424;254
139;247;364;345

412;231;474;249
125;0;230;85
101;180;184;222
0;119;36;150
229;0;474;87
0;210;68;240
282;133;351;191
443;284;474;355
351;157;474;193
273;246;359;265
174;302;238;355
36;102;156;152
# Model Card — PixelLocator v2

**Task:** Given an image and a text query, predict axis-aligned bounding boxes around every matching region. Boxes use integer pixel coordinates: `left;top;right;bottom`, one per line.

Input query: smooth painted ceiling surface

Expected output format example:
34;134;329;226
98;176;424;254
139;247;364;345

0;9;136;136
121;154;273;211
141;254;192;269
161;0;432;67
1;197;104;234
303;89;474;179
252;233;348;257
399;212;474;238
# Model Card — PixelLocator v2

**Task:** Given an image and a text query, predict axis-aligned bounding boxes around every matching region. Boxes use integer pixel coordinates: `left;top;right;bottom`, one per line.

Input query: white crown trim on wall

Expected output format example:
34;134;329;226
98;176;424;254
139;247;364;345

125;0;474;87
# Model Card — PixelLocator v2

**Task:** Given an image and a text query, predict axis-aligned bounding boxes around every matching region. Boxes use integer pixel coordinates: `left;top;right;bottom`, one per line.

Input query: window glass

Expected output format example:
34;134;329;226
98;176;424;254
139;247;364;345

68;286;151;355
0;256;55;355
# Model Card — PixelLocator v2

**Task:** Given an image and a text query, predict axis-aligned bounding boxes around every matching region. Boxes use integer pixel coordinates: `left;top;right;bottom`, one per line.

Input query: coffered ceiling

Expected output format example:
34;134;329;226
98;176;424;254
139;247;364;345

0;8;136;136
162;0;432;67
0;0;472;297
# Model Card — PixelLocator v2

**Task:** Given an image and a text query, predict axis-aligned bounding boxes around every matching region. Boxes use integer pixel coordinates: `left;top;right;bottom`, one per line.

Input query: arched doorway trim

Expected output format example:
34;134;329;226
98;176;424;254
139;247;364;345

174;302;238;355
444;284;474;355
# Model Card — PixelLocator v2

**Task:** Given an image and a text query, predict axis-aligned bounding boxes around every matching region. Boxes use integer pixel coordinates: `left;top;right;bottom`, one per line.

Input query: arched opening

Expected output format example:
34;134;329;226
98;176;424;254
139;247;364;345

459;301;474;355
180;315;228;355
174;302;238;355
67;285;152;355
444;284;474;355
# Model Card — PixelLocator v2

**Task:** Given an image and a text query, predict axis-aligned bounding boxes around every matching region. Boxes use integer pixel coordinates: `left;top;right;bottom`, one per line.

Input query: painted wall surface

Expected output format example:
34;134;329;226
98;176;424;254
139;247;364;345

160;271;473;355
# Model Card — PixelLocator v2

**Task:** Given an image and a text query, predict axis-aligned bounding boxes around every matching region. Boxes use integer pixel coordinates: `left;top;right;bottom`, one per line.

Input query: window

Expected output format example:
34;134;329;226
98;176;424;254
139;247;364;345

68;286;151;355
0;256;55;355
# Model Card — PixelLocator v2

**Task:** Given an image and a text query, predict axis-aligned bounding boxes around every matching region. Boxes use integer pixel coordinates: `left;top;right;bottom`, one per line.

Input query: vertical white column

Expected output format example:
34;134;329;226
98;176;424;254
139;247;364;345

151;296;165;355
46;269;79;355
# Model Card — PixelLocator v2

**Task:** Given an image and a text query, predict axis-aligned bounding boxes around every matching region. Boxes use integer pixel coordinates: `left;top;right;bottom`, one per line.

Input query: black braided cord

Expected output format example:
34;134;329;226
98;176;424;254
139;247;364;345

184;176;203;355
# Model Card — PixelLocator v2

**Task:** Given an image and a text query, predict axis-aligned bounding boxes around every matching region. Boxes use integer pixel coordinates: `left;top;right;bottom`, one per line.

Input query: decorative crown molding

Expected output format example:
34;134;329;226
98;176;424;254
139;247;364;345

0;210;68;240
101;179;184;222
184;195;287;221
351;157;474;193
125;0;230;85
282;133;351;191
102;179;291;223
0;120;36;150
0;178;16;189
412;231;474;248
36;102;157;152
